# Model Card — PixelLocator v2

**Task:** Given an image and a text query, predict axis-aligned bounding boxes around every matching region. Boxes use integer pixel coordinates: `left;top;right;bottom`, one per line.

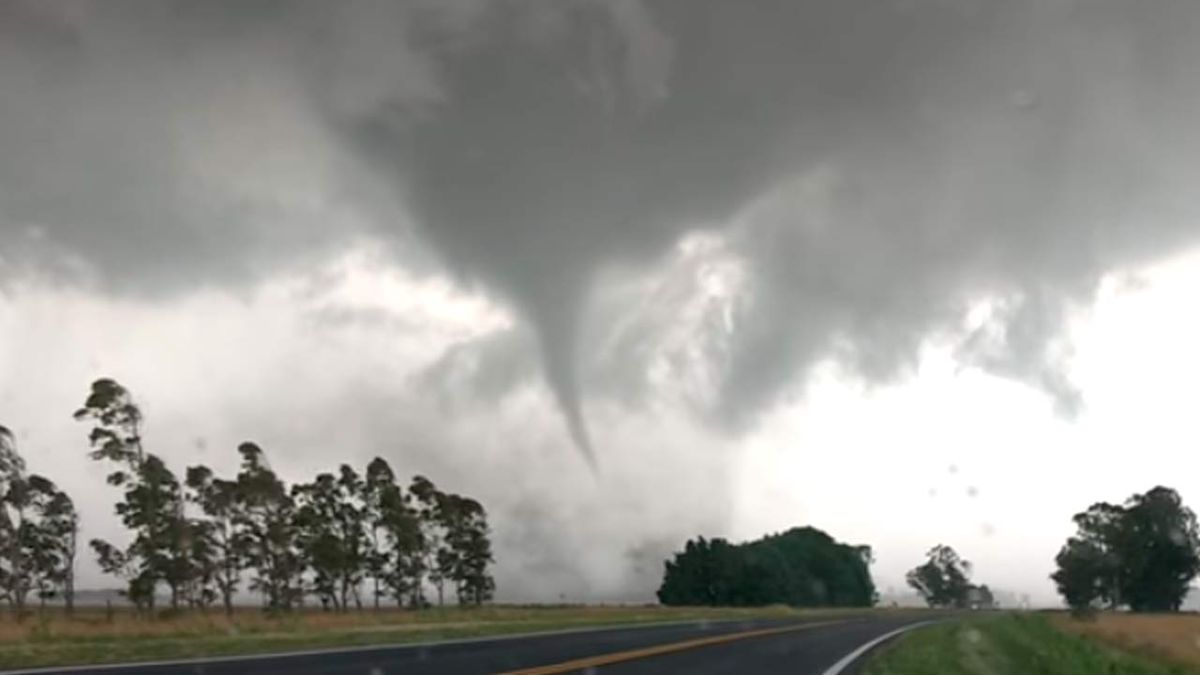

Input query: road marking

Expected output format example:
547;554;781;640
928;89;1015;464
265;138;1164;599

819;620;937;675
496;620;845;675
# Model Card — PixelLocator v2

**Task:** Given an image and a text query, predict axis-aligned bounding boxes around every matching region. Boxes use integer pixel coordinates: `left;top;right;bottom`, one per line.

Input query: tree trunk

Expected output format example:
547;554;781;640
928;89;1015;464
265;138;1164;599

65;559;75;617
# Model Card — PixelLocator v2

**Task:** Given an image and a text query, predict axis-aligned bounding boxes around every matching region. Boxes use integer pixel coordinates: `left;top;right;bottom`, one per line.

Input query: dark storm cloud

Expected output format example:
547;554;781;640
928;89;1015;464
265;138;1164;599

7;0;1200;454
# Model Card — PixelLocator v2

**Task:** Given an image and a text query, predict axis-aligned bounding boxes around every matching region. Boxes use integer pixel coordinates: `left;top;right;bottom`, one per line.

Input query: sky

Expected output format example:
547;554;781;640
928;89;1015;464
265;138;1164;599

3;0;1200;607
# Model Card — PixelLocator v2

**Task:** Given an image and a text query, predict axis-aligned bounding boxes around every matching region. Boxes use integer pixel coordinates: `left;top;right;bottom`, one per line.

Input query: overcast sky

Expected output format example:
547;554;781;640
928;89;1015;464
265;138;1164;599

3;0;1200;606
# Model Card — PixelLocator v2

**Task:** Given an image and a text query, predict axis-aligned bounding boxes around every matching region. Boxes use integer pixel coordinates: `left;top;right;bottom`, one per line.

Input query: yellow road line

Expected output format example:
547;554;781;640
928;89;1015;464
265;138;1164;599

495;620;845;674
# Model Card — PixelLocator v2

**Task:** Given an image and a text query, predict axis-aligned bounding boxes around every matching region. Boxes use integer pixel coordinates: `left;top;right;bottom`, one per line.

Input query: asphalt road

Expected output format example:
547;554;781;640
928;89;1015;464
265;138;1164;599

16;613;940;675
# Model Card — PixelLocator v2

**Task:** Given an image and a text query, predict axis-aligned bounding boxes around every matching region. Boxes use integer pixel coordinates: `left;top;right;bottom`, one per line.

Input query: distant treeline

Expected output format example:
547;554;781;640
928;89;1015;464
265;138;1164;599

0;377;496;618
656;527;876;607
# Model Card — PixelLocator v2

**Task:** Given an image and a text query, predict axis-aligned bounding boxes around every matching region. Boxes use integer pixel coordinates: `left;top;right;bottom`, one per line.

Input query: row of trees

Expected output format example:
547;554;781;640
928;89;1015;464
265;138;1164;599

1052;485;1199;612
0;378;494;617
75;378;495;614
906;545;993;609
657;526;876;607
0;426;78;614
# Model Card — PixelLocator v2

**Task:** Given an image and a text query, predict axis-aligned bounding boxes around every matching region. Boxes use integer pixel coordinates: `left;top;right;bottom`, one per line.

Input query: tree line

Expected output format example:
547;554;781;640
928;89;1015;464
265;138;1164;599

1052;485;1199;612
0;377;495;617
657;526;876;607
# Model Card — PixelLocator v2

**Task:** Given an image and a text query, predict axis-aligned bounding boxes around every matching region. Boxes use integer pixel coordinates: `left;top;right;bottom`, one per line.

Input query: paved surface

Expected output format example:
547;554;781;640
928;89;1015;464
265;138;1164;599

19;613;940;675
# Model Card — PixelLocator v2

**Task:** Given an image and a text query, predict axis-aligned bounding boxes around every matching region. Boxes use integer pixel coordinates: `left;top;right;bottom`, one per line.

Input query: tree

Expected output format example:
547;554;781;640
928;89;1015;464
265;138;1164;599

0;425;33;616
657;527;875;607
235;443;302;612
1052;537;1108;612
362;457;394;610
41;487;78;614
293;472;347;611
185;465;244;616
373;464;423;608
409;475;442;607
0;426;78;618
906;545;972;608
76;379;187;612
440;495;494;605
1051;486;1200;612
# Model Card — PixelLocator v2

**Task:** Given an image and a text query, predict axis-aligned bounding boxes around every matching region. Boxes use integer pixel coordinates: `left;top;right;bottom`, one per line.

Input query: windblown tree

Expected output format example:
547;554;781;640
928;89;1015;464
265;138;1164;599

906;545;973;608
71;382;497;614
409;475;442;607
1053;486;1200;612
40;487;78;614
184;465;244;616
235;442;302;612
370;461;424;608
439;494;494;605
76;379;190;612
0;425;78;617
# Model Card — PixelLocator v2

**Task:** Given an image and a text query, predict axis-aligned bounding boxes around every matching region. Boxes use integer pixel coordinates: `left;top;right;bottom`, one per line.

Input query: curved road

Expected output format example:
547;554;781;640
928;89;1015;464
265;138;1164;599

10;613;941;675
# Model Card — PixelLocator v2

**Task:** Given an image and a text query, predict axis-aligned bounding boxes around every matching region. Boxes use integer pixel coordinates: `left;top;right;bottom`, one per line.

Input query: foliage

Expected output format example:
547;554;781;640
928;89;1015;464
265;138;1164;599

656;526;875;607
863;614;1191;675
0;425;77;617
71;378;496;614
906;544;975;608
1052;486;1200;612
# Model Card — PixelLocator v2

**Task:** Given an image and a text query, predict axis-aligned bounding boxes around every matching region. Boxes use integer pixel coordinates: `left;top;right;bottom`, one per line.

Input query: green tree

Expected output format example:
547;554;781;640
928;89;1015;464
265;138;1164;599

293;472;347;610
906;545;972;608
362;457;395;610
658;527;874;607
41;487;78;614
235;443;302;612
76;379;187;612
1051;487;1200;612
373;463;423;608
409;475;442;607
440;494;494;605
0;426;78;618
185;465;244;616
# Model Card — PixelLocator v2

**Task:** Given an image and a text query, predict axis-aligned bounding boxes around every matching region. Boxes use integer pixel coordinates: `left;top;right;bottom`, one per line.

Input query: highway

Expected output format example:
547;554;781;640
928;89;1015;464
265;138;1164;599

11;613;940;675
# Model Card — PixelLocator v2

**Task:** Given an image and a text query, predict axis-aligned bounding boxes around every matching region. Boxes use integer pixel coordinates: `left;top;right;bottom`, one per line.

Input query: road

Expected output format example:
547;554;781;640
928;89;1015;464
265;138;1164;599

13;613;940;675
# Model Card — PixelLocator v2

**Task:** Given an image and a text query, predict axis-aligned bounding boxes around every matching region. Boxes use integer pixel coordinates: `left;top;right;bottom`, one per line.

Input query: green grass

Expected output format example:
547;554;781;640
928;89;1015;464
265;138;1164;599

865;613;1195;675
0;604;876;669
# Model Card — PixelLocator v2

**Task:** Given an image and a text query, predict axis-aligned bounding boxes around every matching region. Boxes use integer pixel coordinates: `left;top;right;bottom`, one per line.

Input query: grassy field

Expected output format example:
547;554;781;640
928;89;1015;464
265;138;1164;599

0;604;864;669
1052;612;1200;671
864;613;1195;675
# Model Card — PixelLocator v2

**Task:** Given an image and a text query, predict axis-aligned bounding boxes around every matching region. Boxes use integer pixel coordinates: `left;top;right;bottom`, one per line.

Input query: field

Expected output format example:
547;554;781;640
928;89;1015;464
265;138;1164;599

0;604;858;669
1052;612;1200;670
863;613;1195;675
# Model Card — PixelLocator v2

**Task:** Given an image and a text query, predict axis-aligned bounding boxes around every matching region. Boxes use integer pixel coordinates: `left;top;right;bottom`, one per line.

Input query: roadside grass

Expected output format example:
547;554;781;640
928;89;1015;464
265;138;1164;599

0;604;880;670
1051;611;1200;670
863;613;1195;675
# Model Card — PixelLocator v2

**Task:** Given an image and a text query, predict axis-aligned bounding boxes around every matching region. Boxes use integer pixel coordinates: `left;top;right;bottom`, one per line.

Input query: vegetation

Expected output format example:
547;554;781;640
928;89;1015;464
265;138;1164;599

864;614;1192;675
905;545;993;609
1051;611;1200;671
1;376;497;622
1051;486;1199;612
656;526;876;607
0;425;78;616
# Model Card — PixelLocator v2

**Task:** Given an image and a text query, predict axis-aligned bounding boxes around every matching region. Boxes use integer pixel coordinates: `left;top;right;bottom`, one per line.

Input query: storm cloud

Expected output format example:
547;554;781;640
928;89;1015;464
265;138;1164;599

7;0;1200;457
6;0;1200;598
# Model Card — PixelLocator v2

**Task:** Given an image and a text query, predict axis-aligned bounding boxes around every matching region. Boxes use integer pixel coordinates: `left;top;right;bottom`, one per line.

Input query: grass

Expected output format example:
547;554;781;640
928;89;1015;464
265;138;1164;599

863;613;1196;675
1052;612;1200;671
0;604;871;670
